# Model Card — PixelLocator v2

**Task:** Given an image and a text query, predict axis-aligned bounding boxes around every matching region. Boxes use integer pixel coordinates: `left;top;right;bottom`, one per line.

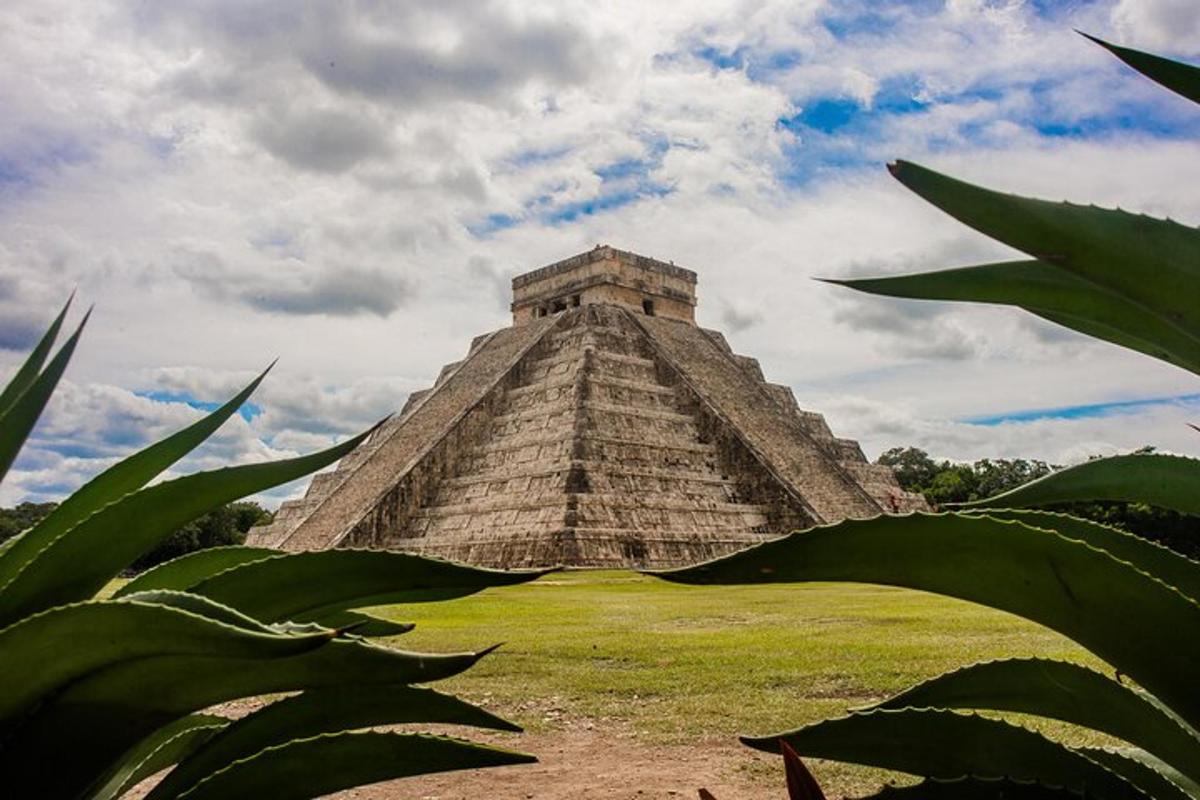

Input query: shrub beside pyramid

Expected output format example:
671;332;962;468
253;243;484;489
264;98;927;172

247;246;926;567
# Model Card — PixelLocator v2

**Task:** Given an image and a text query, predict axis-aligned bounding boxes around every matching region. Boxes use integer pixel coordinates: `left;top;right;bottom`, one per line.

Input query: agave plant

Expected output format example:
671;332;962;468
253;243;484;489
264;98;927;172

0;303;543;799
665;35;1200;800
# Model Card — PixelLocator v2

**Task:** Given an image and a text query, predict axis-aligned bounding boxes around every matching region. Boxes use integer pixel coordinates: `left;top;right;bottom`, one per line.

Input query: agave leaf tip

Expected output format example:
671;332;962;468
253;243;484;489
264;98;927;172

333;619;370;637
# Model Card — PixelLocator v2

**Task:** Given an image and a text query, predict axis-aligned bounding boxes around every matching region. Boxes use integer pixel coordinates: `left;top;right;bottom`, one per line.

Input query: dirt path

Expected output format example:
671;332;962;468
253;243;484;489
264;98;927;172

333;724;781;800
124;719;781;799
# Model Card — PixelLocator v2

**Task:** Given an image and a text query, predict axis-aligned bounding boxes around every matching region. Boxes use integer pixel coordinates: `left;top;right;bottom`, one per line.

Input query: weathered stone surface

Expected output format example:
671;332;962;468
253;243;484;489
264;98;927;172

247;246;927;566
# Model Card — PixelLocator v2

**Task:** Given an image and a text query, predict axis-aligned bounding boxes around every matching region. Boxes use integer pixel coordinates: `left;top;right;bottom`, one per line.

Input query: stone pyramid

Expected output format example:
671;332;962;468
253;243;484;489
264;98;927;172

247;246;926;568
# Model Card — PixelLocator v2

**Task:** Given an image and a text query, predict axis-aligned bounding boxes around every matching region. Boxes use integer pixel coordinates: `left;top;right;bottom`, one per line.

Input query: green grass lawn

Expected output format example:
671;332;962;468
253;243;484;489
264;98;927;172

106;568;1111;795
376;570;1106;747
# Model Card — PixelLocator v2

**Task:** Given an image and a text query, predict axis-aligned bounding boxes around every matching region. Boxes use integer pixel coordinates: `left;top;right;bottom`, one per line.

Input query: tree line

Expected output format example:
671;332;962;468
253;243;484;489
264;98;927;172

0;500;272;571
877;446;1199;559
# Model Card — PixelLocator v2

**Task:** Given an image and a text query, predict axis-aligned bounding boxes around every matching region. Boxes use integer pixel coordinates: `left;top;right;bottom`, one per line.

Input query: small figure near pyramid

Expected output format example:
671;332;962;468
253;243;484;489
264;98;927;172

247;246;926;568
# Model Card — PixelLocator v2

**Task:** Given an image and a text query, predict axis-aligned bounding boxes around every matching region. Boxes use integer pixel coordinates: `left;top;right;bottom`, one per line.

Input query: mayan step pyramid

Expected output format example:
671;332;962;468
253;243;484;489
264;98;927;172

247;245;926;568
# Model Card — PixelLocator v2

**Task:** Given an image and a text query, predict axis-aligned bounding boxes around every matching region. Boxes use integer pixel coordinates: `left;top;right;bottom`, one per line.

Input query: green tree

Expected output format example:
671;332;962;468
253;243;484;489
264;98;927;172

971;458;1054;499
923;465;978;505
876;447;939;491
0;501;57;544
130;501;273;571
0;500;274;571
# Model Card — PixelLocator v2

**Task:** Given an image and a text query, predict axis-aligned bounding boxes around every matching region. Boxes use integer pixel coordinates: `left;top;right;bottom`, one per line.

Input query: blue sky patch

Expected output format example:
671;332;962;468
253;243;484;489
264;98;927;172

471;137;674;235
963;393;1200;426
503;146;571;169
693;45;747;71
138;390;263;422
784;98;861;134
0;134;92;204
0;156;35;190
595;157;652;181
691;43;802;82
777;75;931;139
37;441;113;460
820;2;942;40
544;182;674;225
466;212;522;238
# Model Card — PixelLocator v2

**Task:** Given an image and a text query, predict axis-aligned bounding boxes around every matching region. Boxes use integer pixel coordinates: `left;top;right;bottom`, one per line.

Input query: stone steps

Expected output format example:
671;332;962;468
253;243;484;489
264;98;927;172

436;460;736;500
572;499;771;532
411;492;768;518
580;403;700;441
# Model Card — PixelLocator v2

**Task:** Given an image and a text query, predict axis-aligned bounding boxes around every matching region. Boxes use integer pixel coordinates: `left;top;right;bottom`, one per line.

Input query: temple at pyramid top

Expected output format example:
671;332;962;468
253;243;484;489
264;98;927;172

512;245;698;325
247;246;926;568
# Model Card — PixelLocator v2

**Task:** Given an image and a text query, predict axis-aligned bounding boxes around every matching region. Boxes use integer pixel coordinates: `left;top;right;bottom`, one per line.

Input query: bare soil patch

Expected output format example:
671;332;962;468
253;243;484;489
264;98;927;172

332;721;781;800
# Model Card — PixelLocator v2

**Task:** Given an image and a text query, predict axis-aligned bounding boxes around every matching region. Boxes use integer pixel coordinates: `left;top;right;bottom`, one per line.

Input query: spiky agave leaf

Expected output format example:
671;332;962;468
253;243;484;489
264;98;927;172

0;422;382;626
174;732;535;800
884;161;1200;352
114;546;281;596
0;293;72;418
0;309;89;486
953;454;1200;516
180;548;552;624
657;513;1200;732
1081;33;1200;105
0;366;274;592
0;637;498;796
865;658;1200;785
85;713;229;800
742;709;1146;800
827;259;1200;377
959;508;1200;603
146;684;520;799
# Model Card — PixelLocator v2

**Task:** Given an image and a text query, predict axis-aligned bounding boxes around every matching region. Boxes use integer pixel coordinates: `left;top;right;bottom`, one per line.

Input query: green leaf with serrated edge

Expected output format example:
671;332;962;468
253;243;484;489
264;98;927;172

116;590;281;634
0;639;494;795
0;601;333;725
964;509;1200;604
0;309;89;485
0;368;273;593
742;709;1146;800
309;609;415;637
1075;748;1194;800
1032;308;1197;376
85;714;229;800
1093;749;1200;800
1082;33;1200;105
148;685;519;799
175;732;534;800
656;513;1200;731
0;293;71;418
0;423;381;627
827;260;1200;376
115;546;281;597
867;658;1200;785
857;776;1086;800
954;454;1200;515
187;549;550;624
886;160;1200;339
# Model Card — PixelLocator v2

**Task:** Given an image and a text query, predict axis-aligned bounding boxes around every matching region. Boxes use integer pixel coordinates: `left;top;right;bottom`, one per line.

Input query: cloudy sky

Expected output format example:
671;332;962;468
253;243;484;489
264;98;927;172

2;0;1198;506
